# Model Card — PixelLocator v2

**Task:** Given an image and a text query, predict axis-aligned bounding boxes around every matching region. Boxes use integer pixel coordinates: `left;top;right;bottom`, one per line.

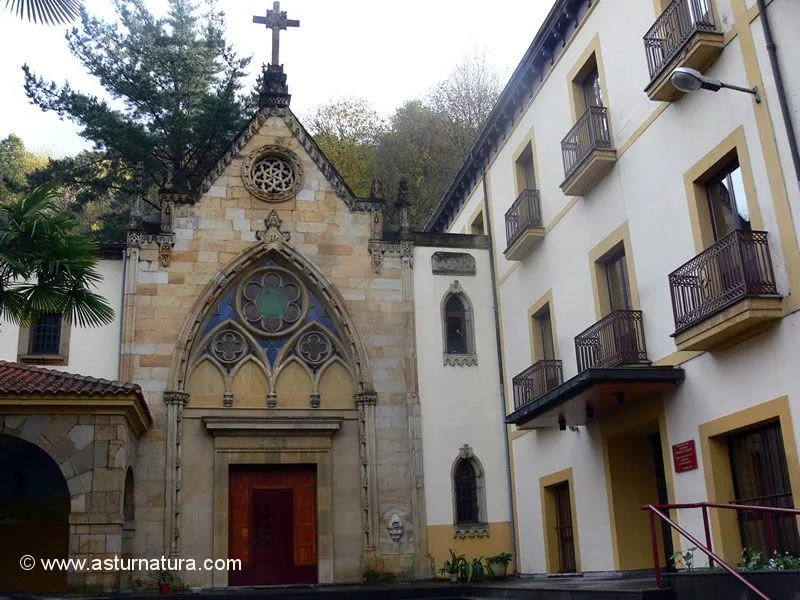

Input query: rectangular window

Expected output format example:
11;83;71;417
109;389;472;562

515;144;536;192
30;313;62;355
536;307;556;361
728;422;800;555
582;63;603;109
706;160;751;240
605;250;632;312
470;212;485;235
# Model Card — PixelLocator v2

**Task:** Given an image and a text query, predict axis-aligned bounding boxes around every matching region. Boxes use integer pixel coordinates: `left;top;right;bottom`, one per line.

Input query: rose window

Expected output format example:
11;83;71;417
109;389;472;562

211;330;247;364
238;269;306;336
251;157;295;193
297;331;333;367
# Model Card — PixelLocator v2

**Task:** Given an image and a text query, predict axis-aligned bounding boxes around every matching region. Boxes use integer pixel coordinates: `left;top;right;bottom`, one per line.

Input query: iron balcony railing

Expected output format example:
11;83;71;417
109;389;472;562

643;0;718;81
512;359;563;410
505;189;543;250
575;310;648;373
561;105;613;182
668;230;778;333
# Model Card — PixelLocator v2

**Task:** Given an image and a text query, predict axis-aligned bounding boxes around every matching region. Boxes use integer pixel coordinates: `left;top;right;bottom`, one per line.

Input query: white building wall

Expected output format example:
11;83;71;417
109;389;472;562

412;245;510;526
442;0;800;575
0;258;124;380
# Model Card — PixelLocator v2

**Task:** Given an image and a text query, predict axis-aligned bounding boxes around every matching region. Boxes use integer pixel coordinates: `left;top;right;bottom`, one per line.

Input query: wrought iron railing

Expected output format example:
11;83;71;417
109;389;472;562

505;189;543;250
643;0;718;81
575;310;648;372
561;106;613;182
512;359;563;410
668;230;778;333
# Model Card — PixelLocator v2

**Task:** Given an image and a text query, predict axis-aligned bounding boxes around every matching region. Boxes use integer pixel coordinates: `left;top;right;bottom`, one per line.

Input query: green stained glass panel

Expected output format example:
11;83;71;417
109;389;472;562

256;286;289;318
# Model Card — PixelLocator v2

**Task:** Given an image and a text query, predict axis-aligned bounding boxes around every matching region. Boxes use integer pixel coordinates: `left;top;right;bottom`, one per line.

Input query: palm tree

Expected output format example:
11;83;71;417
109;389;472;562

0;182;114;328
4;0;82;25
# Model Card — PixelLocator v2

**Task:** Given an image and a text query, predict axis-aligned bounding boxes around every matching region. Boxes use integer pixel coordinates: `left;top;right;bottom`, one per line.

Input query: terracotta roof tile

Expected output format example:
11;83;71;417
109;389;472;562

0;360;143;400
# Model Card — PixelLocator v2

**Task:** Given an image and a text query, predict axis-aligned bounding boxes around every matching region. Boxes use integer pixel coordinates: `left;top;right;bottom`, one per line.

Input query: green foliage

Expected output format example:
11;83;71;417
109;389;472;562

671;547;696;571
23;0;252;195
740;547;800;571
0;135;48;198
440;549;467;576
4;0;81;25
459;556;487;582
307;97;384;197
0;182;114;327
309;52;501;229
486;551;513;565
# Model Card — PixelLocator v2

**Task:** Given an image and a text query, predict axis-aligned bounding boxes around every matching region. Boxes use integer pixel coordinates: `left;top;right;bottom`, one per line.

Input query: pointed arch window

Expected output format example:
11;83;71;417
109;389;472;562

451;444;489;537
441;281;477;366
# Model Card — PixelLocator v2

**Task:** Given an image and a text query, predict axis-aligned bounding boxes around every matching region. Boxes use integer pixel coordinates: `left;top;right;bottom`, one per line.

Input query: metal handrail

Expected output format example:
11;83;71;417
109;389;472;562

511;359;563;410
561;105;613;181
574;309;648;372
642;501;800;598
643;0;718;81
505;189;543;251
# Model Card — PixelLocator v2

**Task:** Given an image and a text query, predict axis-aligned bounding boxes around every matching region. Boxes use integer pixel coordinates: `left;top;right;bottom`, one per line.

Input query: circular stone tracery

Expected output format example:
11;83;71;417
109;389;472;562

242;145;303;203
237;269;307;337
252;156;295;193
211;330;247;364
297;331;333;367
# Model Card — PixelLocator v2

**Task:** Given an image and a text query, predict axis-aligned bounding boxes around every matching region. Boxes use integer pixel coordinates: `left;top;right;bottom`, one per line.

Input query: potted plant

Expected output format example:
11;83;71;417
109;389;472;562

440;549;466;582
157;570;174;595
486;551;513;579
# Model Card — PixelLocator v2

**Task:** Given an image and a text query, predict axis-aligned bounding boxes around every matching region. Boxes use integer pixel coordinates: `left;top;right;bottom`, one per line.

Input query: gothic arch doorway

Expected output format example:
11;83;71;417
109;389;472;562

0;434;70;593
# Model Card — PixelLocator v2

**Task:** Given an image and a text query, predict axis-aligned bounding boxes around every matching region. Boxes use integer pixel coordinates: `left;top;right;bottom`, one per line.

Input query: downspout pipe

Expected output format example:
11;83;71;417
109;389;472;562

480;165;519;576
756;0;800;191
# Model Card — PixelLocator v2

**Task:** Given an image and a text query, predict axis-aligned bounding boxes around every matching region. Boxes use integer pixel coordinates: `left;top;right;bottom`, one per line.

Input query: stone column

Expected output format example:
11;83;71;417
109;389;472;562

355;390;378;568
400;252;430;577
163;390;189;557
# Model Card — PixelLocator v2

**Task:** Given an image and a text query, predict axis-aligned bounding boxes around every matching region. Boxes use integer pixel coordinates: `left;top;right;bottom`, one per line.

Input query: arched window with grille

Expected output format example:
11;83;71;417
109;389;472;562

451;444;488;537
440;281;476;366
454;459;479;524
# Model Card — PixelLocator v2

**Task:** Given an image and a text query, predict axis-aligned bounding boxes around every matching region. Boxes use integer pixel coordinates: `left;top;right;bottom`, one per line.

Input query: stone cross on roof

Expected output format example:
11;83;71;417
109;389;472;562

253;1;300;66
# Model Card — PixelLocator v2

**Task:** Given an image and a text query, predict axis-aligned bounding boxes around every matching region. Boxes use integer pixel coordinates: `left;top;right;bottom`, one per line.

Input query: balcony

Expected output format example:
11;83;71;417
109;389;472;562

643;0;724;101
575;310;649;372
560;106;616;196
512;359;563;411
507;310;683;430
504;189;545;260
669;230;782;351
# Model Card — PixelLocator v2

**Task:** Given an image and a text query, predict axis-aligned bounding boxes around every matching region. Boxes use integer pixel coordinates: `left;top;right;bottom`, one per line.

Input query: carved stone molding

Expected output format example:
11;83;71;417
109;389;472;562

442;354;478;367
128;231;175;268
431;252;476;276
452;523;490;539
163;390;190;406
222;391;233;408
367;240;414;274
256;210;292;251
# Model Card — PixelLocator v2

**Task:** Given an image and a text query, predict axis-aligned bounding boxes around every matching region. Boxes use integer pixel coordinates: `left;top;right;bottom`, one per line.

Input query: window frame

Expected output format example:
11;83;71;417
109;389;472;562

17;313;71;366
451;444;489;538
440;281;477;367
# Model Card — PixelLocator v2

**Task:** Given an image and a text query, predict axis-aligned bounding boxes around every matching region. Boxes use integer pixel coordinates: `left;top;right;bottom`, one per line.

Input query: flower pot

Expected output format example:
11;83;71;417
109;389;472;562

159;583;170;595
489;562;508;579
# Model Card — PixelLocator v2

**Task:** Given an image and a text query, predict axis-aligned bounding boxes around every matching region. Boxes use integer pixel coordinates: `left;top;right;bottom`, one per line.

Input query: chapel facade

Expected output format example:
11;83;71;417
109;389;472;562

0;4;512;591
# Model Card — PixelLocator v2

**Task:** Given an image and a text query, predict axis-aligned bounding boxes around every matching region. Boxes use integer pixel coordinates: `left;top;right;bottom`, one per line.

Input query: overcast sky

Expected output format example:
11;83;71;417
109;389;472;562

0;0;551;157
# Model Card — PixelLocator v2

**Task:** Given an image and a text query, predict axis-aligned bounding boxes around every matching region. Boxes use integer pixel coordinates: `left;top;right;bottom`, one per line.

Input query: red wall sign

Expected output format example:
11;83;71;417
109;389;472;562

672;440;698;473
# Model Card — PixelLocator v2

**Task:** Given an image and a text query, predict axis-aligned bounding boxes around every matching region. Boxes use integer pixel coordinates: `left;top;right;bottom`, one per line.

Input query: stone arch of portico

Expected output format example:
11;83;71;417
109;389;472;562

168;240;374;396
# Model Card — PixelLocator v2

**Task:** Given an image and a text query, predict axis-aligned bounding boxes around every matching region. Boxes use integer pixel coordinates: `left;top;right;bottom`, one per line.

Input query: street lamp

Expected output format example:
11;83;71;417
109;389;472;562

670;67;761;103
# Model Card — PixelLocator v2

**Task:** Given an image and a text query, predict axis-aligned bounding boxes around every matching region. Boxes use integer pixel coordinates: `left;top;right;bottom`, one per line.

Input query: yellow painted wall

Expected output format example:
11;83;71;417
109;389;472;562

426;522;512;575
605;433;667;570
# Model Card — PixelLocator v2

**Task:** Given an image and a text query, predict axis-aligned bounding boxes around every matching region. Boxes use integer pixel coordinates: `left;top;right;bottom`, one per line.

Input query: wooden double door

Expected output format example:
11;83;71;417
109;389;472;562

229;465;317;585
